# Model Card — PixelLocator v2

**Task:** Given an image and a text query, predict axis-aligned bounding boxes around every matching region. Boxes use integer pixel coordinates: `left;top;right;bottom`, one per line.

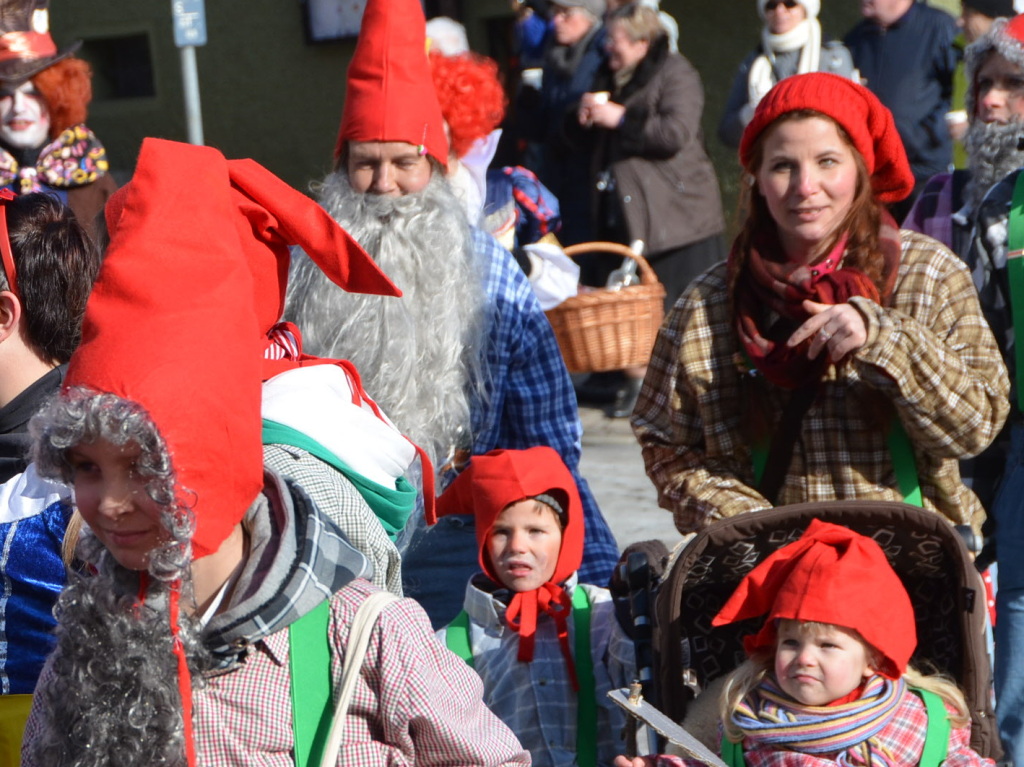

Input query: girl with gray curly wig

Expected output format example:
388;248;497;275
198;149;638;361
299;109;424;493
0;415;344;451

24;388;208;766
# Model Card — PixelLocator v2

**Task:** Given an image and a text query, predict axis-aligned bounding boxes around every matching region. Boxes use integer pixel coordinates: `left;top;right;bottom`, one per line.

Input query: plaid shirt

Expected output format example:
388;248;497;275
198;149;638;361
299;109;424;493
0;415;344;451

470;229;619;585
263;444;404;596
194;578;530;766
632;230;1009;534
655;686;993;767
437;575;634;767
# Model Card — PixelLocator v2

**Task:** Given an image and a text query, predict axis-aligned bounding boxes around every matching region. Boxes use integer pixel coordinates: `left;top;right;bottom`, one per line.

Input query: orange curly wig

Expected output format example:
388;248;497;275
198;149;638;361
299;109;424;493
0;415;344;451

32;57;93;137
429;51;507;159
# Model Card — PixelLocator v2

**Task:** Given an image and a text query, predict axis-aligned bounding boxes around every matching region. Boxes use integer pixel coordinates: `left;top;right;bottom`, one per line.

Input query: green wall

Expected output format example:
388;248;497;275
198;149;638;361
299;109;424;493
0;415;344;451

50;0;952;220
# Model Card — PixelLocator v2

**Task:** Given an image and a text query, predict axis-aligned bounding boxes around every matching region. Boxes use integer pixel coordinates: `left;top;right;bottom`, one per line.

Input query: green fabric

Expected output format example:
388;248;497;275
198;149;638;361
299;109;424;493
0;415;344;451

752;423;921;508
1007;171;1024;411
443;587;598;766
572;585;597;767
915;688;951;767
720;736;746;767
262;419;416;541
288;599;332;767
445;610;475;669
951;39;967;170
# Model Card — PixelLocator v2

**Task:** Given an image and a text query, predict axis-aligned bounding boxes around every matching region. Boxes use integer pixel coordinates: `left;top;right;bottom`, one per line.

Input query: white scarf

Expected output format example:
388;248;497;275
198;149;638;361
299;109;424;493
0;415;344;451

747;18;822;113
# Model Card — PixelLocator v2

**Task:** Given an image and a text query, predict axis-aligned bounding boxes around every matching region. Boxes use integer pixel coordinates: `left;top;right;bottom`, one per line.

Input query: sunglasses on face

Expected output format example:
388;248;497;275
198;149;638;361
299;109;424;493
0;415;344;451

764;0;799;10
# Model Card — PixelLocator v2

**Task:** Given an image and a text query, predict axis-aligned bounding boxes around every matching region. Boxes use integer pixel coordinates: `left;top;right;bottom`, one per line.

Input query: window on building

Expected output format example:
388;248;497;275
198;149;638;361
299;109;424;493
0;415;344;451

80;34;156;100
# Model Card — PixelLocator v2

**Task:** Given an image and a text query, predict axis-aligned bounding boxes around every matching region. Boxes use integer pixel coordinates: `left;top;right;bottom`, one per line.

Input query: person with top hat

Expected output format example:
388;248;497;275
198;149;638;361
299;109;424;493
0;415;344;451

630;72;1008;537
286;0;619;629
436;446;634;767
962;16;1024;763
0;0;115;239
614;521;994;767
19;138;530;767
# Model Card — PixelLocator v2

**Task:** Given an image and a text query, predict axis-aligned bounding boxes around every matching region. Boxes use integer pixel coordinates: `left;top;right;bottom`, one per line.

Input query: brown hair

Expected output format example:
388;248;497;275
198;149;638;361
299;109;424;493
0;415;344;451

32;57;93;137
728;110;888;306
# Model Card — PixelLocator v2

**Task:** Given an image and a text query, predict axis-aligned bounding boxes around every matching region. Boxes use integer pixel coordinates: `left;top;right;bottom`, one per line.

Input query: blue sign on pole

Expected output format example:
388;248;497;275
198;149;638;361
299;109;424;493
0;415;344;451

172;0;207;48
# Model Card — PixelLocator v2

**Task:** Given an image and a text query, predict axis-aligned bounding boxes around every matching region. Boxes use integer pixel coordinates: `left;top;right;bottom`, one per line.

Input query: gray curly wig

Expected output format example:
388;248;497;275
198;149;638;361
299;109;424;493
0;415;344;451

23;388;208;766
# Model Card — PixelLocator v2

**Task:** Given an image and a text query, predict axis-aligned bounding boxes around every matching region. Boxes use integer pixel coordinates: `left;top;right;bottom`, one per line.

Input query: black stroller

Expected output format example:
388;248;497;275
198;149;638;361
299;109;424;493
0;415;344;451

614;500;1001;762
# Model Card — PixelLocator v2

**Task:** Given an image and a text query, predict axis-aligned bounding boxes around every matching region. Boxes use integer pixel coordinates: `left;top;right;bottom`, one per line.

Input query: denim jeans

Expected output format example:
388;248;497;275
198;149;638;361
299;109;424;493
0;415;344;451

995;421;1024;765
398;512;478;630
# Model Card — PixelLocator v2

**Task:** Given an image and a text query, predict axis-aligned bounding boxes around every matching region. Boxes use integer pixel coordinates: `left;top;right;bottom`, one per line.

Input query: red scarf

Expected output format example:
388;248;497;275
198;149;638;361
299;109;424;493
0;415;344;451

730;211;901;389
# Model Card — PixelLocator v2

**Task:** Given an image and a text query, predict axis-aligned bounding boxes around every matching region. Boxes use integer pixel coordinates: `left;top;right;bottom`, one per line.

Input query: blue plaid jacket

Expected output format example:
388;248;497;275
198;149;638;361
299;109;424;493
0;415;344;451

468;228;619;585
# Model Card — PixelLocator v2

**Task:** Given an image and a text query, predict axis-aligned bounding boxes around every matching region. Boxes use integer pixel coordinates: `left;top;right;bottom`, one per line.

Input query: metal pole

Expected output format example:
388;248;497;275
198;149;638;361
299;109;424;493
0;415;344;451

179;45;204;146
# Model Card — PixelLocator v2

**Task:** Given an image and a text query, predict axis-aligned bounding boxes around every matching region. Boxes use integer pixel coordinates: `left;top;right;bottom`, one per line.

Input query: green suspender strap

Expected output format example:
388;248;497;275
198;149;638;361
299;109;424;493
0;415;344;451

289;599;333;767
752;420;922;509
445;609;475;669
1007;169;1024;410
573;585;597;767
915;688;951;767
444;587;598;767
720;688;949;767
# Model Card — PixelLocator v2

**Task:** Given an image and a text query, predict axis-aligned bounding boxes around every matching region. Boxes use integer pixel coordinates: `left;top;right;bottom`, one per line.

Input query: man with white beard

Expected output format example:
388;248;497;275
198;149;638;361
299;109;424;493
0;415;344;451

286;0;619;626
962;16;1024;766
904;10;1024;256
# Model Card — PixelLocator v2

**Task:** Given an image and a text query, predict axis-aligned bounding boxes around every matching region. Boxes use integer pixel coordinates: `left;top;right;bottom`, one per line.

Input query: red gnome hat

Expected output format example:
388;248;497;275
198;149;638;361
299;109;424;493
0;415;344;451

437;447;586;687
335;0;449;167
66;138;265;560
712;519;917;679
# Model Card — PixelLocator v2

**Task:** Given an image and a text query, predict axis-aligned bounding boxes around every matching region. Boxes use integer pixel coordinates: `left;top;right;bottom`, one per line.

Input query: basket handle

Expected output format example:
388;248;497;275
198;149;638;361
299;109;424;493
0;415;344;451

563;241;660;286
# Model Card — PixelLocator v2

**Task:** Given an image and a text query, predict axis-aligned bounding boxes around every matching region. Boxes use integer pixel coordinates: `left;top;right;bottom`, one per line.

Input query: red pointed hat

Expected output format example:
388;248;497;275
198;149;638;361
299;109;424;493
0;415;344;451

65;138;265;560
437;447;586;683
739;72;914;204
105;158;401;343
335;0;449;167
711;519;917;678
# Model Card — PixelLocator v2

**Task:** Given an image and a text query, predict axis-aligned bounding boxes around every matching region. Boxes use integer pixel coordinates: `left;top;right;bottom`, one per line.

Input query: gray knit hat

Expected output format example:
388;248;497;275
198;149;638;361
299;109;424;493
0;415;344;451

550;0;606;19
965;15;1024;118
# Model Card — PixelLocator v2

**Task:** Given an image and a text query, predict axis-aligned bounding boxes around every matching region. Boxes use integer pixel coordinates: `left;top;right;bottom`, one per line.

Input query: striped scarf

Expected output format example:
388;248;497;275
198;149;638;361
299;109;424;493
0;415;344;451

732;675;905;766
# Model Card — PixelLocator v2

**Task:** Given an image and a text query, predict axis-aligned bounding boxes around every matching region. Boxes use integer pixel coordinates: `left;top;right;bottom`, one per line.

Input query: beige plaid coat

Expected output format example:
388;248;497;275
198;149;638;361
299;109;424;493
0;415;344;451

632;230;1010;534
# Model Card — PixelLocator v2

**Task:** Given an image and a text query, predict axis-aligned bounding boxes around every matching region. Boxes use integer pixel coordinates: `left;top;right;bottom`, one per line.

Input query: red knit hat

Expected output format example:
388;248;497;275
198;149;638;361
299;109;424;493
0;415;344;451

712;519;917;679
66;138;265;560
437;447;586;684
739;72;915;204
335;0;448;168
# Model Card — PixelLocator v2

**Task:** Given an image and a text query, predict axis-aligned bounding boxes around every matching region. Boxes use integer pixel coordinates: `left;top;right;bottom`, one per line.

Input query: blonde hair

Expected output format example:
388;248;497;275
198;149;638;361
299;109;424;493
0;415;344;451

607;3;665;43
719;621;969;742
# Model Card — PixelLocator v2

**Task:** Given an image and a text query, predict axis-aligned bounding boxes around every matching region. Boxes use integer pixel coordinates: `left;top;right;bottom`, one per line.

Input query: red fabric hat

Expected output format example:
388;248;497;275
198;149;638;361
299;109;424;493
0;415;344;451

335;0;448;168
437;447;586;684
739;72;914;204
66;138;265;560
711;519;917;679
225;158;400;338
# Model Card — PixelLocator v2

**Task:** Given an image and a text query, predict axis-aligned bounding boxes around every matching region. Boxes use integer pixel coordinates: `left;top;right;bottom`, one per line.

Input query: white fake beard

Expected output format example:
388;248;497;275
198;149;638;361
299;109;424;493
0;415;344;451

285;171;487;470
964;119;1024;212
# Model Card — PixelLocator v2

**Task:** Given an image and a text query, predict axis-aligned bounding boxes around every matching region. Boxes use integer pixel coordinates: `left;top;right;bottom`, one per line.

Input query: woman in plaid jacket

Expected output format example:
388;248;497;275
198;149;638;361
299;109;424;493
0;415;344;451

631;72;1009;537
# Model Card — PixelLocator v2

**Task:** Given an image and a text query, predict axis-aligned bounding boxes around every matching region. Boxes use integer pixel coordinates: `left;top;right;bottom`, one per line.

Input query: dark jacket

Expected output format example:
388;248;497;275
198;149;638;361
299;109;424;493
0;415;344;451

0;364;64;483
589;38;724;256
844;2;959;183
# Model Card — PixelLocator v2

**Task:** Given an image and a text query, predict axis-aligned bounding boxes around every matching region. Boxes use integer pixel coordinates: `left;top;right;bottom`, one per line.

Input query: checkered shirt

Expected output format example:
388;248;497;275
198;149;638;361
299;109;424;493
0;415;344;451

654;688;993;767
437;575;634;767
263;443;403;596
469;228;619;586
194;579;530;766
632;230;1009;534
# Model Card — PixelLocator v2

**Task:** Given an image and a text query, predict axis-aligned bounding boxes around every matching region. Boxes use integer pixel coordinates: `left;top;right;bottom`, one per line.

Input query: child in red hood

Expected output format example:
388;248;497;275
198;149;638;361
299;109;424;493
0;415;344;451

615;520;993;767
436;446;635;767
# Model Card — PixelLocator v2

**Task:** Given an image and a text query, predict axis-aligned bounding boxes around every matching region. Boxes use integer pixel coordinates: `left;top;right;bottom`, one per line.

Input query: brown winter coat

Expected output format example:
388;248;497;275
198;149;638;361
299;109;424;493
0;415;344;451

592;40;724;256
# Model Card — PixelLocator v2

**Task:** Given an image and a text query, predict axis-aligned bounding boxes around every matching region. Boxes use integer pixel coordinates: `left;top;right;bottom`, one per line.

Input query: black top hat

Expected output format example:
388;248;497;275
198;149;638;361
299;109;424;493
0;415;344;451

0;0;79;83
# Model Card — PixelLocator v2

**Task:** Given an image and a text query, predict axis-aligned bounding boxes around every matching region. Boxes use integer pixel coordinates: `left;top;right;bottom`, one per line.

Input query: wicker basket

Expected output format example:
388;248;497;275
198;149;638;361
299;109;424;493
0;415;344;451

544;241;666;373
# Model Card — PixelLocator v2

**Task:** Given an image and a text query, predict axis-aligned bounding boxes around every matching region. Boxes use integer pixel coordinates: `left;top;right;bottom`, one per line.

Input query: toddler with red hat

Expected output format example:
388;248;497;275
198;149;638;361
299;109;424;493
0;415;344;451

436;446;635;767
615;520;993;767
